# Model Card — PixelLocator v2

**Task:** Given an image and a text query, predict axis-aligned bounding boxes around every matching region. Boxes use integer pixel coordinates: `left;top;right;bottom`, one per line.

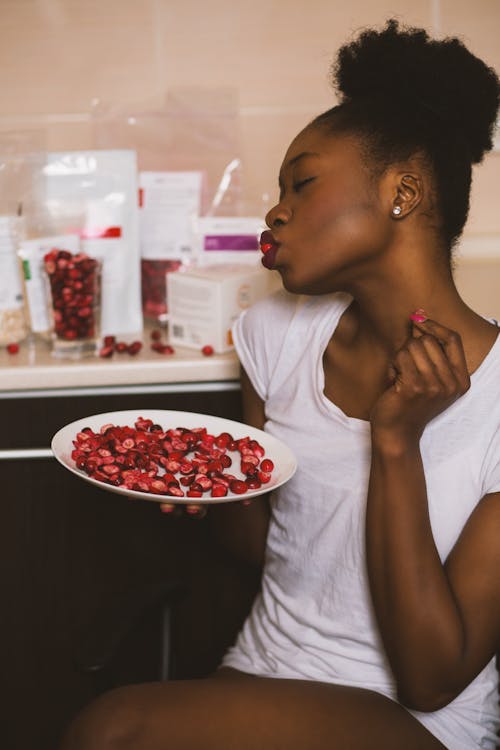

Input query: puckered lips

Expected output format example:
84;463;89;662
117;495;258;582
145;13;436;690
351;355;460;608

259;230;280;270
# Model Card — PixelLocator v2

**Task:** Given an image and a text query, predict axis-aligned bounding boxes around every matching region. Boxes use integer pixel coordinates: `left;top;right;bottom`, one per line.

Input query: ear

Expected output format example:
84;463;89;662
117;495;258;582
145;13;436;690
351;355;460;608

389;171;424;220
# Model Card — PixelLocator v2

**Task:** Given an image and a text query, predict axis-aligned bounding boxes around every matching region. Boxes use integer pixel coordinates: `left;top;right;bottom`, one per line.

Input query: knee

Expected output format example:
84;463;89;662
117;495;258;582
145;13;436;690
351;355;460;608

59;687;145;750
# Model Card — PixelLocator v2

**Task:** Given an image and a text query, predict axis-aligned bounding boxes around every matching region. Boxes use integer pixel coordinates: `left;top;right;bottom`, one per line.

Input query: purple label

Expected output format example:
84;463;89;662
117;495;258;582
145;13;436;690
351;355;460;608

204;234;259;251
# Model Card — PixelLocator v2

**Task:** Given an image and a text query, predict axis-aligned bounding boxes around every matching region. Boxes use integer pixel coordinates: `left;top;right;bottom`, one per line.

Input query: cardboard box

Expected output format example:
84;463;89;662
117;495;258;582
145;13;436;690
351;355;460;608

167;263;276;352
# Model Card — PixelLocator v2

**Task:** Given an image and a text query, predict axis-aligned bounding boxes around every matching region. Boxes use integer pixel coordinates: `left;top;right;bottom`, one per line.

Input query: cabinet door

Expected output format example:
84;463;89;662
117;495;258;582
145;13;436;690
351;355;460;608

1;389;259;750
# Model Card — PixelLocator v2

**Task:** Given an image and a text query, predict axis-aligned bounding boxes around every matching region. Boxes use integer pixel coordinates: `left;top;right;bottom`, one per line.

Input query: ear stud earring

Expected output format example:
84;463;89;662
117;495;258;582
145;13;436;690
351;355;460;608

392;206;402;216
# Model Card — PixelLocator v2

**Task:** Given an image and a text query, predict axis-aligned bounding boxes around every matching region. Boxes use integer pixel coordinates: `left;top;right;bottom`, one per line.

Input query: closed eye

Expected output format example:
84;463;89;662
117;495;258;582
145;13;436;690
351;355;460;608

293;176;316;192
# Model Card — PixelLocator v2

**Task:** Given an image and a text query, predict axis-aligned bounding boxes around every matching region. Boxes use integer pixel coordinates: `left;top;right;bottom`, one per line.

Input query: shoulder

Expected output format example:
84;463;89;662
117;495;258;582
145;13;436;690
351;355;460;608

238;288;351;337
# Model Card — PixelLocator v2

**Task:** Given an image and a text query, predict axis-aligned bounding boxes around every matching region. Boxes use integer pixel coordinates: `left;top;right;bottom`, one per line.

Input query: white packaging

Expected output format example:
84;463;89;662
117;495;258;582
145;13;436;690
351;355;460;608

193;216;265;265
139;171;203;261
167;263;272;353
18;233;80;334
0;215;28;344
40;150;142;337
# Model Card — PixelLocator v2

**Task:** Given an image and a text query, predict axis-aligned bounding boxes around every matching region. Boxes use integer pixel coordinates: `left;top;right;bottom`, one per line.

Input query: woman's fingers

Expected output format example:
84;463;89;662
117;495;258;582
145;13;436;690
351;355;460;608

412;318;470;392
406;334;457;393
159;502;207;518
185;504;208;518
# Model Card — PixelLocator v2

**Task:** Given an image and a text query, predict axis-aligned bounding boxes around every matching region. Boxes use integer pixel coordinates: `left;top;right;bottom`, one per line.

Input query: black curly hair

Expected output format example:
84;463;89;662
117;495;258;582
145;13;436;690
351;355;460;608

313;19;499;253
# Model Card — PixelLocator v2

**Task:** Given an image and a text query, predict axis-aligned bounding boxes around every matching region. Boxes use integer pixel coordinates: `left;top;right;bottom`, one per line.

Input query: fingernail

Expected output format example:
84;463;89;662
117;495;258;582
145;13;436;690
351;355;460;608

409;308;427;323
160;503;175;514
186;504;202;515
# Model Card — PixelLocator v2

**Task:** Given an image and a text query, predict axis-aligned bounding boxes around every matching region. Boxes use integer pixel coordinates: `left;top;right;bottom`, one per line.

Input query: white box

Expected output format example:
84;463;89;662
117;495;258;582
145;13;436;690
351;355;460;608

167;263;275;353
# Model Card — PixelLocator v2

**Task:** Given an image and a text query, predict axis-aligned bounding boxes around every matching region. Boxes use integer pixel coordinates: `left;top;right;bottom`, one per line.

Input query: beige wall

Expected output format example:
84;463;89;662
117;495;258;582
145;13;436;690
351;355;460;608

0;0;499;314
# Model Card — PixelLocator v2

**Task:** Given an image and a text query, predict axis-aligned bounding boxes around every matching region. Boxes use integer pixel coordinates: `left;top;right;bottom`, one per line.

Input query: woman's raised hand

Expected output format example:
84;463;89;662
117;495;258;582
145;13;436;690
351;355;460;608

370;318;471;446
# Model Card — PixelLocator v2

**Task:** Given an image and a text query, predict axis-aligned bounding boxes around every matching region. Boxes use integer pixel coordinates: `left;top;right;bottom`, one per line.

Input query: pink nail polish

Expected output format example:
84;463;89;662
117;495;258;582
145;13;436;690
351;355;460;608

410;308;427;323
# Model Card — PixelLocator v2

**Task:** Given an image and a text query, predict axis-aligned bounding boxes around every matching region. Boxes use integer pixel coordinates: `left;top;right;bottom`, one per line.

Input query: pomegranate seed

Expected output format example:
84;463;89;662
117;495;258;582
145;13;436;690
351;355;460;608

260;458;274;473
258;471;272;484
187;489;202;498
115;341;128;353
99;345;114;358
150;329;162;341
243;454;259;466
241;461;257;475
246;478;262;490
195;475;212;490
211;485;228;498
215;432;232;449
6;343;20;354
201;345;214;356
150;480;168;494
229;479;248;495
127;341;142;355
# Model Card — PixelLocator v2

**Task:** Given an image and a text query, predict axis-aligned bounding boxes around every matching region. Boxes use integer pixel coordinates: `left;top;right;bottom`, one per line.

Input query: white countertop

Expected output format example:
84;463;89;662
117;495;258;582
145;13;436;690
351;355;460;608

0;333;240;393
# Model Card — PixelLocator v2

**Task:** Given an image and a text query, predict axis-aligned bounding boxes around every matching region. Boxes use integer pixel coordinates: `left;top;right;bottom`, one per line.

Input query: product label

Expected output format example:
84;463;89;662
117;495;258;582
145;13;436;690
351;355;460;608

204;234;259;251
139;171;203;261
0;253;24;310
0;217;25;311
18;234;80;332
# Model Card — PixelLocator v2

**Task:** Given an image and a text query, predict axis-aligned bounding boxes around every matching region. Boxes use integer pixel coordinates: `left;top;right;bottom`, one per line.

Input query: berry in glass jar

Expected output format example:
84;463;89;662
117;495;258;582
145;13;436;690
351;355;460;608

141;259;182;321
44;248;101;358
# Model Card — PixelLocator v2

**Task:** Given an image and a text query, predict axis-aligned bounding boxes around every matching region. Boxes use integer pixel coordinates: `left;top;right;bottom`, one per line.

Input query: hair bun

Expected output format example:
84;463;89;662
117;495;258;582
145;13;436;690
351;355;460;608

332;19;499;164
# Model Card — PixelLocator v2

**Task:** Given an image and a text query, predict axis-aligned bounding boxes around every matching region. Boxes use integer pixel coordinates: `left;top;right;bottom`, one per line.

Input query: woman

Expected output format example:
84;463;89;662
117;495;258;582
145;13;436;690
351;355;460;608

61;19;500;750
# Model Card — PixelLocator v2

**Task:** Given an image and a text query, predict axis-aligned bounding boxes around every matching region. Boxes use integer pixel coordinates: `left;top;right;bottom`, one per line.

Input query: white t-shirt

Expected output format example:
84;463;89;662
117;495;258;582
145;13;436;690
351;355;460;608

222;289;500;750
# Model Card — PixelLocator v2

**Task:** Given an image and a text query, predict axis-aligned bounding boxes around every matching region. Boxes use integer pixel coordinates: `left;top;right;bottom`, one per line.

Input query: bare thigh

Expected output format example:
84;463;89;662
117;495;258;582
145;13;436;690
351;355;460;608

59;668;447;750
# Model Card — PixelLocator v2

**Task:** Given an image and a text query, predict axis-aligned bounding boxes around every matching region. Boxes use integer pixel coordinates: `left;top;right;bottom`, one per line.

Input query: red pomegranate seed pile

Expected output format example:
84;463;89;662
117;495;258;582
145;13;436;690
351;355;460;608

71;417;275;499
44;249;99;342
99;336;143;358
150;329;175;355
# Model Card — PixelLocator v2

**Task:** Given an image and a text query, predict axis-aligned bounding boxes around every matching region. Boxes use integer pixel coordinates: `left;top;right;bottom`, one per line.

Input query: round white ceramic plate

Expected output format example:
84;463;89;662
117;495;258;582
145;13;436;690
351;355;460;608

51;409;297;505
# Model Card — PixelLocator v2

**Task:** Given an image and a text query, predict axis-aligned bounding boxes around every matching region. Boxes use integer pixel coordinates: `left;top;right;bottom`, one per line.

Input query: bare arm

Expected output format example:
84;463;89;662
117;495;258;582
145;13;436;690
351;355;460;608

366;319;500;711
208;367;272;569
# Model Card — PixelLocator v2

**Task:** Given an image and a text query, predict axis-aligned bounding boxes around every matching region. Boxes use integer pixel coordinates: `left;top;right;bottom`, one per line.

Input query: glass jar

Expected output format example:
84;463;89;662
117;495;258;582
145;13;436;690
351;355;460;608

141;258;182;322
43;248;102;359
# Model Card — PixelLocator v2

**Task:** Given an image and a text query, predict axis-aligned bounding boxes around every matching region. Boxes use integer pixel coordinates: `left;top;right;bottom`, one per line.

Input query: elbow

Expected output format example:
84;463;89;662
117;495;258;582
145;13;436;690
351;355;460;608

396;682;459;713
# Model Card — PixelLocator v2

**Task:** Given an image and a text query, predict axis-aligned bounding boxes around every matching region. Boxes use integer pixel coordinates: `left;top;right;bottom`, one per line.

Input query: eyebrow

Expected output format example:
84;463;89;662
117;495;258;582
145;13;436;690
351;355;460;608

278;151;320;186
286;151;320;168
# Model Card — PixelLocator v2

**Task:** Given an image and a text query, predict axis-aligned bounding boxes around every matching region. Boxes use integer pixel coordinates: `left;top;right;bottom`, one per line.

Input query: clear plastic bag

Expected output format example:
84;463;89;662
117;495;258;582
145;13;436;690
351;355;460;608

92;88;246;321
30;149;142;338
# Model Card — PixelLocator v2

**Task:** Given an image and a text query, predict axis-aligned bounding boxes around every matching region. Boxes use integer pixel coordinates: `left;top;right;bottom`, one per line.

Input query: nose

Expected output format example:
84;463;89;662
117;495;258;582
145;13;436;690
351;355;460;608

265;202;291;229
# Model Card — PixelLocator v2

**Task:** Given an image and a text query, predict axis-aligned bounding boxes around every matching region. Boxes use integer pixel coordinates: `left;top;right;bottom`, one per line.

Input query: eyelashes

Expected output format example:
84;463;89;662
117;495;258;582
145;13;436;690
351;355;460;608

293;176;316;192
277;176;317;201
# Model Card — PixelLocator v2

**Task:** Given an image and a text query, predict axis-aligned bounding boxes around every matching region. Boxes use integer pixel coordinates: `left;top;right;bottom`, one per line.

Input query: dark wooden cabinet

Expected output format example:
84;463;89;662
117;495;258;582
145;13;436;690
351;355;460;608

0;386;260;750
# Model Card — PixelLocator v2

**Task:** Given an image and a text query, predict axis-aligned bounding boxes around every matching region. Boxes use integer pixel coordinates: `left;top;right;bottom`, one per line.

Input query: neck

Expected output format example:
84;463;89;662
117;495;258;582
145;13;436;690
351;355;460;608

342;250;472;356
